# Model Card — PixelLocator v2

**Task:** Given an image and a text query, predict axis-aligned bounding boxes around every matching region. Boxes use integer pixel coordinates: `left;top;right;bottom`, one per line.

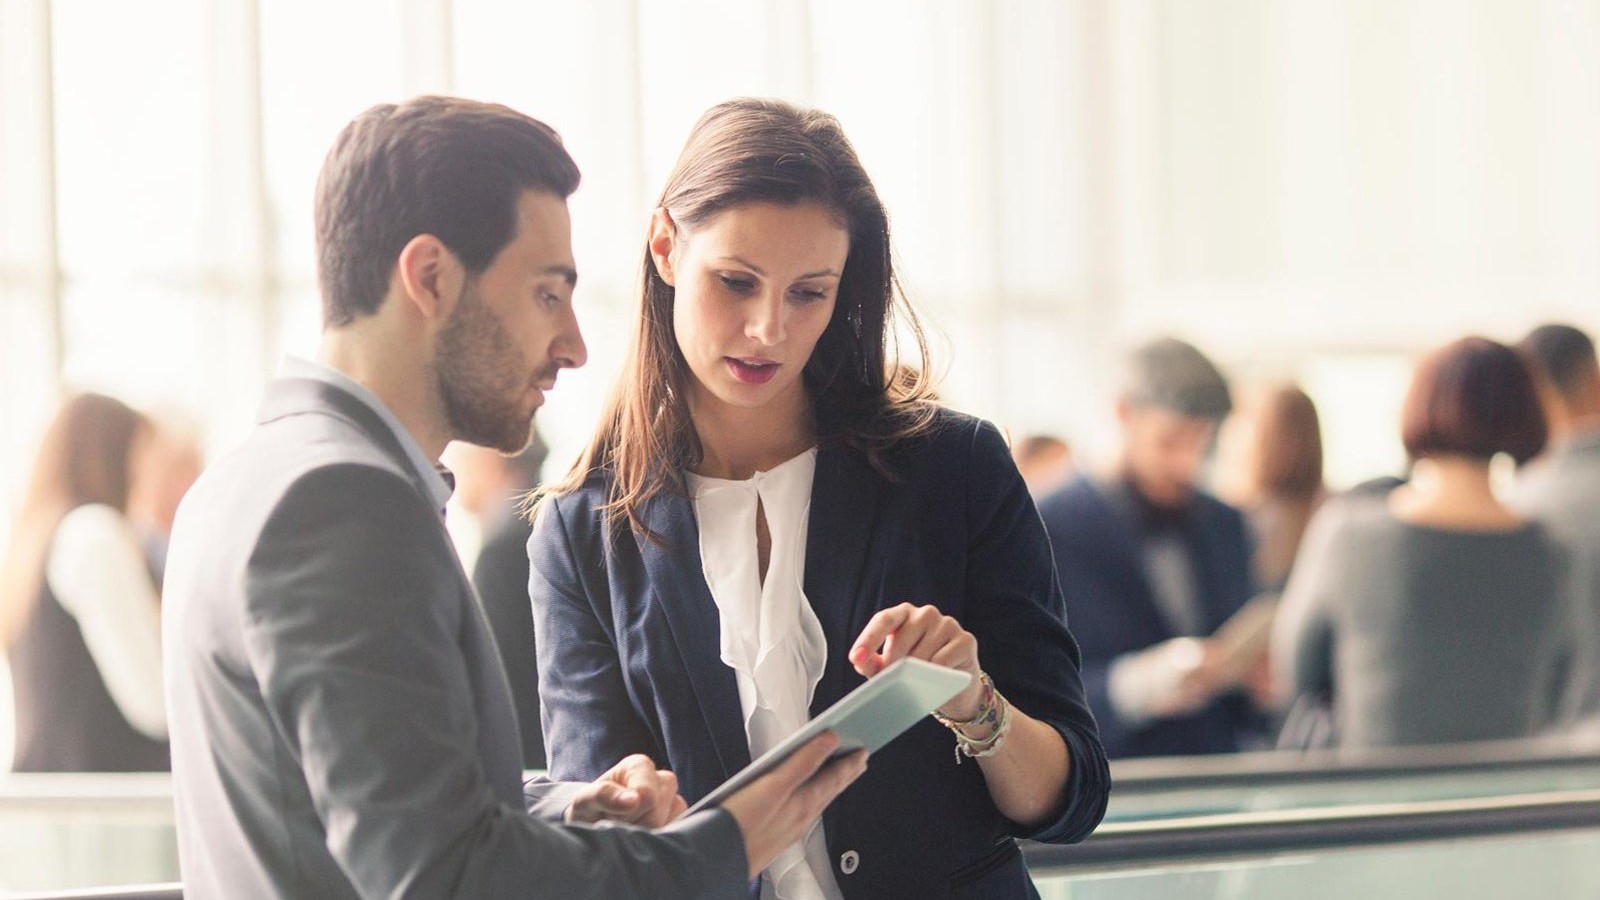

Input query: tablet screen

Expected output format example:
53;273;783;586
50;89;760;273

684;657;972;816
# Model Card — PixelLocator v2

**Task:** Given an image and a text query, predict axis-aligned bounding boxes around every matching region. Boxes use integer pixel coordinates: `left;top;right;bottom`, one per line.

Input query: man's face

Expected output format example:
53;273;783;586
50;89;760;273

436;191;586;453
1119;402;1218;509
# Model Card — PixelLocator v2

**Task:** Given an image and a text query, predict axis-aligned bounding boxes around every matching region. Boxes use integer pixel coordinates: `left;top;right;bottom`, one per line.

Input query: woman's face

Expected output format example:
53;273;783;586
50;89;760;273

652;201;849;418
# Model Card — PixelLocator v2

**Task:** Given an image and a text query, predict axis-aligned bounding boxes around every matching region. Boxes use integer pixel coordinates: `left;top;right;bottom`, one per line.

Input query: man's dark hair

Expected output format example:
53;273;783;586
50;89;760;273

314;96;581;327
1518;323;1598;404
1121;338;1233;419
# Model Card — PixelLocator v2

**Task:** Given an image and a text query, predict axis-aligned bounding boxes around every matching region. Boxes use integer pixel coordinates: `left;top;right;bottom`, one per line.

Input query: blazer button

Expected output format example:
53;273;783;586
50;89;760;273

839;850;860;875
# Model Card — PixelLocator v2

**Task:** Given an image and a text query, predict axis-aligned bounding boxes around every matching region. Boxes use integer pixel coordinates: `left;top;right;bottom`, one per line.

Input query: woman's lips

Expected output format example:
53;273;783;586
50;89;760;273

726;357;779;385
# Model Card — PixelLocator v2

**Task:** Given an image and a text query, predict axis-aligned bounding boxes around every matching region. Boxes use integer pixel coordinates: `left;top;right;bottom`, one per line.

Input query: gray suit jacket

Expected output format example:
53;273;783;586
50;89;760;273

1516;430;1600;725
1274;494;1569;749
162;377;748;899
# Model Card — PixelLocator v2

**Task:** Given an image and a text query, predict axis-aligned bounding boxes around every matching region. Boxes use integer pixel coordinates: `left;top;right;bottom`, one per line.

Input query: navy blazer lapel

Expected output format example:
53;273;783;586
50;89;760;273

1181;503;1244;630
1079;479;1173;639
804;443;890;711
635;489;749;782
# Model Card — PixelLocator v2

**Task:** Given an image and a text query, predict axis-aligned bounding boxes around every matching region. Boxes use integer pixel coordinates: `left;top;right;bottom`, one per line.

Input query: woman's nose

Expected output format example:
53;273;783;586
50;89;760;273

746;293;786;346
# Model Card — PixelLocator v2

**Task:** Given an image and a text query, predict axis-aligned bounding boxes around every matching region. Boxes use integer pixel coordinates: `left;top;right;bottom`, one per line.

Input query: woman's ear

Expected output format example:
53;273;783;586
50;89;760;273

647;208;679;287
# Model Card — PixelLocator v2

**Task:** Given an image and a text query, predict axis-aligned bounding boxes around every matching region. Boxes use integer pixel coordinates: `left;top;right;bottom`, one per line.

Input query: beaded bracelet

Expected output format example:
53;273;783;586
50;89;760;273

932;672;1015;763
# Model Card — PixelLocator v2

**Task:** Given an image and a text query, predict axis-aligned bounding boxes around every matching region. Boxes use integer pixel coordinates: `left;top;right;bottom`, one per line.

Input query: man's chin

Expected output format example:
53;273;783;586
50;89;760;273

1132;480;1195;510
492;422;537;455
456;417;535;456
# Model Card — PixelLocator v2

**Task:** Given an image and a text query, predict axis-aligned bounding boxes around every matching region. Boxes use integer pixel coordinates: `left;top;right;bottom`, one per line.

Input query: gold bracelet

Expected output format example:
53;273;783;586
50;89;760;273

932;672;1014;763
962;691;1012;762
933;672;996;733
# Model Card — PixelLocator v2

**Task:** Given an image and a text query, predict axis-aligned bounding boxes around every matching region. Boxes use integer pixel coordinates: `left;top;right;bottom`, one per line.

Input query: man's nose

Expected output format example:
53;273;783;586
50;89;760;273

555;306;588;369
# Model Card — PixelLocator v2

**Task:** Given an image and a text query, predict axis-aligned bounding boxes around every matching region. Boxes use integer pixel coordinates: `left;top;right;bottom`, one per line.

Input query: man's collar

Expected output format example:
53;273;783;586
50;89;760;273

277;356;453;515
1101;475;1195;534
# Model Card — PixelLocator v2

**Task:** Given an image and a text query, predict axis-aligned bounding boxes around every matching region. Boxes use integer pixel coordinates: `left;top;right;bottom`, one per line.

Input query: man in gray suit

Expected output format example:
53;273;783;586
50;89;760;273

1517;323;1600;728
162;96;864;900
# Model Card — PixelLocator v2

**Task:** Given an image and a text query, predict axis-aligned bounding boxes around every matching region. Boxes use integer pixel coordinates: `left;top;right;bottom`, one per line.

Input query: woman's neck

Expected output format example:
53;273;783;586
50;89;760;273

690;384;816;480
1388;456;1522;531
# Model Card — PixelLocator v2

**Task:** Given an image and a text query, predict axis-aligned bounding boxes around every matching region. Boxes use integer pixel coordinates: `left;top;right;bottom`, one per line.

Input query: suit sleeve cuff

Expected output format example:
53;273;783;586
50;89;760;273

1014;721;1110;845
661;808;750;898
523;776;585;821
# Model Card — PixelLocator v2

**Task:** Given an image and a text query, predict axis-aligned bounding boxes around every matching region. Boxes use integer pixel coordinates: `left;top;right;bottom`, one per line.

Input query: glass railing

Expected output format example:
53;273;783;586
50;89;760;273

5;735;1599;897
0;774;176;896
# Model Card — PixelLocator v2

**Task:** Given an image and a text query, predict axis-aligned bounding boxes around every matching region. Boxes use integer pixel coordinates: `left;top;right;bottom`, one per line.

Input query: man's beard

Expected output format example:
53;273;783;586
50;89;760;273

1123;476;1195;531
435;281;540;454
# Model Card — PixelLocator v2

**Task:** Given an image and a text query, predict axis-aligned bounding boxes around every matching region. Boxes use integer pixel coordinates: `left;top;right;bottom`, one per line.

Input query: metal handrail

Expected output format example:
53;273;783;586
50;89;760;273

1024;786;1600;870
1109;735;1600;794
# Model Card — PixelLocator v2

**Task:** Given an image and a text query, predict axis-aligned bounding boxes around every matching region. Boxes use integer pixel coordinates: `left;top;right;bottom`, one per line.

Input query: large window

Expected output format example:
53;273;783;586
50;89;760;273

5;0;1600;761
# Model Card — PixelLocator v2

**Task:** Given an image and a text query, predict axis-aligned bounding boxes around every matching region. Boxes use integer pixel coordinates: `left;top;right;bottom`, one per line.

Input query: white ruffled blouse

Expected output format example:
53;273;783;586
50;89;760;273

687;448;843;900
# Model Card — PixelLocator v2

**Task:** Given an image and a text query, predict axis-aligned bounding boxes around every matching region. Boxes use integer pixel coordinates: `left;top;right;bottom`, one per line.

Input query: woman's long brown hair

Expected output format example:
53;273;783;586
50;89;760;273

0;393;147;645
538;98;938;538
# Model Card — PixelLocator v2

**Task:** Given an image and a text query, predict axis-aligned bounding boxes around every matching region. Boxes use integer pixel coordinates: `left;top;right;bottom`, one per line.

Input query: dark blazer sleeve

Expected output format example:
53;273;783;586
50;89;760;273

244;465;746;900
527;494;665;781
962;422;1110;844
1211;500;1259;616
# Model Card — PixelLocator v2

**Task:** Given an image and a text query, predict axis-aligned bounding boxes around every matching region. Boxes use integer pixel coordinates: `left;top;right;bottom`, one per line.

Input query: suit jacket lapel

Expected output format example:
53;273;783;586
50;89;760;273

804;443;890;712
260;376;524;802
635;489;750;782
1082;479;1173;640
257;377;428;500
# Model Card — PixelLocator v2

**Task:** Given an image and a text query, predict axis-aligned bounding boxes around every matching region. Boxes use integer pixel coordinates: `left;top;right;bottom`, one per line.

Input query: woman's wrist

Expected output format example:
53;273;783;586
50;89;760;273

932;671;1014;763
937;673;991;725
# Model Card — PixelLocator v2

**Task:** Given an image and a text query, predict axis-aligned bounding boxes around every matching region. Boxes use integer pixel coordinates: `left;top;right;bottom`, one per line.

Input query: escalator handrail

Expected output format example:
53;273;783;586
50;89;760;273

1110;735;1600;794
1024;786;1600;869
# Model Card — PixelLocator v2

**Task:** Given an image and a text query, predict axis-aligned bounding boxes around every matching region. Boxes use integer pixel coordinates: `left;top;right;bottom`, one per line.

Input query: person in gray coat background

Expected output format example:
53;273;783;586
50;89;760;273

1272;337;1569;750
160;95;863;900
1516;323;1600;729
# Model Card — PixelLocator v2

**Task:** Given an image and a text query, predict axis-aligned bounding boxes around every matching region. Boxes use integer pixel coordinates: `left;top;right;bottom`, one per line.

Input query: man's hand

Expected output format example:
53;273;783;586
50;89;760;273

1110;636;1230;721
721;732;867;878
1241;649;1277;710
848;603;983;720
566;753;687;828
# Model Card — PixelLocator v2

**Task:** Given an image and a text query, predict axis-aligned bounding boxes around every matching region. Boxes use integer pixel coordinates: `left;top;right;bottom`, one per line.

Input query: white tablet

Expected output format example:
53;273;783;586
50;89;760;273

684;657;973;816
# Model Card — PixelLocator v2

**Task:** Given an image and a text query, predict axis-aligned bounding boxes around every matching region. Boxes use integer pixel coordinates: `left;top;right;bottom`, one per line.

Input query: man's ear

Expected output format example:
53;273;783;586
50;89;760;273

395;234;464;321
1114;396;1133;426
647;209;680;287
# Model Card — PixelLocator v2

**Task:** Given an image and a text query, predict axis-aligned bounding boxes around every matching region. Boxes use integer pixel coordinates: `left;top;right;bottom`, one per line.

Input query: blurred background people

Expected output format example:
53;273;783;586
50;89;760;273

1013;434;1075;500
124;413;204;587
447;432;551;770
1273;337;1568;750
1515;324;1600;729
1218;384;1328;595
0;393;169;772
1039;338;1266;758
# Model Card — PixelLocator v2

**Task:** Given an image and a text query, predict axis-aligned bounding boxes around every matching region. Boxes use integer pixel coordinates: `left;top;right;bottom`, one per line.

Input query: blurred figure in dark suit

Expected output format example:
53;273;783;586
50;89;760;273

1038;338;1265;758
455;432;550;769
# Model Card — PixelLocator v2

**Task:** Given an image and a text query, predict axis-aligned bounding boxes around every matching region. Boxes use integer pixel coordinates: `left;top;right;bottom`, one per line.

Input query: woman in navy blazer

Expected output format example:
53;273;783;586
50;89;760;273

529;98;1108;900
